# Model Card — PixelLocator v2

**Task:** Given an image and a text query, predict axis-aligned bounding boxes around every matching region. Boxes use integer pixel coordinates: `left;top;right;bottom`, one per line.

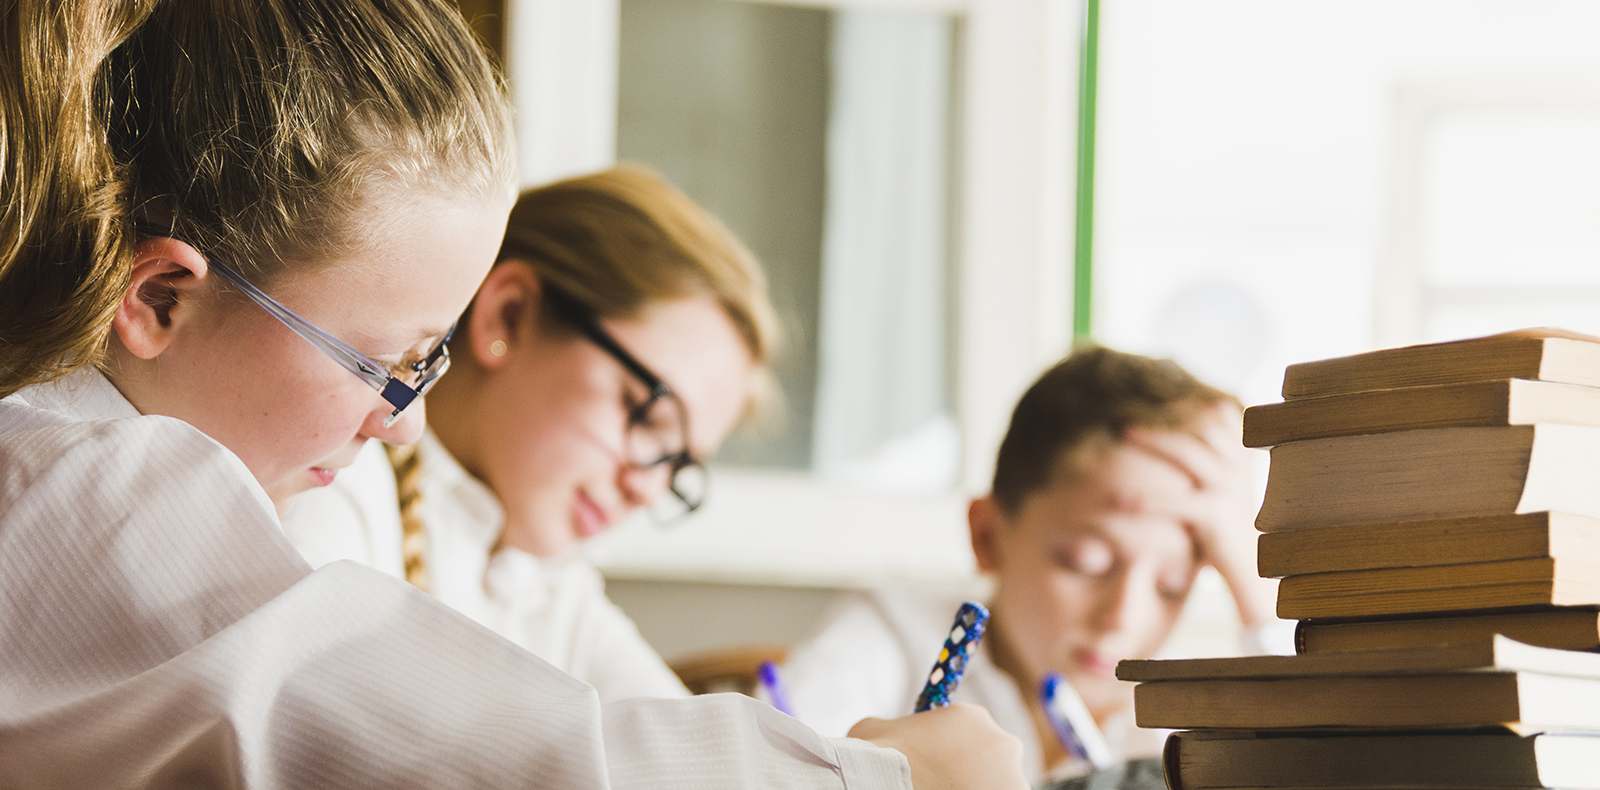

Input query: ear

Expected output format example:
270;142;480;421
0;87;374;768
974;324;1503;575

111;237;212;360
465;260;543;370
968;495;1008;574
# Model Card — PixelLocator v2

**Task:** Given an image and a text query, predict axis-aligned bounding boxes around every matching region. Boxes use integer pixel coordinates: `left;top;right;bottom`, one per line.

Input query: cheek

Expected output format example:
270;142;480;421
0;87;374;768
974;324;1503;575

1000;562;1098;642
259;376;374;468
491;391;617;491
182;332;368;474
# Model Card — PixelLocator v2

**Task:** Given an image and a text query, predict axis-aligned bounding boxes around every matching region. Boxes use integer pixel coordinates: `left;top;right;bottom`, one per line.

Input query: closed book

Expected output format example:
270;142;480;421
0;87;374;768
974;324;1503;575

1244;378;1600;448
1275;557;1600;620
1135;671;1600;731
1124;636;1600;732
1255;424;1600;532
1281;328;1600;400
1163;728;1600;790
1295;609;1600;654
1257;512;1600;578
1118;634;1600;683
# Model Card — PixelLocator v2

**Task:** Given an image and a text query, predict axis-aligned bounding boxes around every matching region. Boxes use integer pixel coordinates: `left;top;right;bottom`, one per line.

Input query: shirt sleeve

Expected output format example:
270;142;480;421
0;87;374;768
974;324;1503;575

0;414;910;790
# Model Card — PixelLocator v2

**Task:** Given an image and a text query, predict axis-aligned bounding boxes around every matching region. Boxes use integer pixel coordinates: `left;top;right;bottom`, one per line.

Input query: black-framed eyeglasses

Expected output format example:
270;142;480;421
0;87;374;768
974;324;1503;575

548;291;708;520
138;225;453;427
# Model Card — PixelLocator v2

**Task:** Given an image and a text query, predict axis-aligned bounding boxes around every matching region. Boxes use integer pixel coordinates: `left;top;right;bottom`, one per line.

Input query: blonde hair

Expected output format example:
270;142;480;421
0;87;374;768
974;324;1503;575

490;164;779;388
0;0;514;397
395;166;782;588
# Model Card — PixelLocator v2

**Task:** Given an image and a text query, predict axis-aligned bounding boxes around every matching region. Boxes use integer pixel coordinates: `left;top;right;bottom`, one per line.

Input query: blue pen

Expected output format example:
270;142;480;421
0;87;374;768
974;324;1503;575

756;660;795;716
913;601;990;712
1039;671;1115;769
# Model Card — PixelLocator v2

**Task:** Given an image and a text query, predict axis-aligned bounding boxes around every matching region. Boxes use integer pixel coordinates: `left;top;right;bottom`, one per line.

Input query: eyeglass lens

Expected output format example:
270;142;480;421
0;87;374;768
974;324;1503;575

623;392;688;467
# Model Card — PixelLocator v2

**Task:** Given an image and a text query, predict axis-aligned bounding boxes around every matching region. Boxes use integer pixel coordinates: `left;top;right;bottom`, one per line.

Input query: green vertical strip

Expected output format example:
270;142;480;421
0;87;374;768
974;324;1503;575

1072;0;1099;344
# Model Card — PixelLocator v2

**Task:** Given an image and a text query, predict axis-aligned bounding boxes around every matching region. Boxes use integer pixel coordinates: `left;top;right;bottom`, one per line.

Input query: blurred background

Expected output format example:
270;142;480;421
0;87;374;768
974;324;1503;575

458;0;1600;663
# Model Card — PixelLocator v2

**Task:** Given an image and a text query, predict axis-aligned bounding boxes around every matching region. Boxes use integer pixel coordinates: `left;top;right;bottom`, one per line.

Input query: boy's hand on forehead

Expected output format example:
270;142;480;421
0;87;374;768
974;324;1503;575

1123;401;1277;626
1120;404;1254;566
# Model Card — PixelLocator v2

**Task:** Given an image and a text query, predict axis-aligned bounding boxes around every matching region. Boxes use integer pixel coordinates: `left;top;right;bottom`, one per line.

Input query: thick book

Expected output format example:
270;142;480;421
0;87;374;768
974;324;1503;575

1243;378;1600;448
1275;556;1600;619
1257;512;1600;578
1163;728;1600;790
1118;634;1600;682
1255;424;1600;532
1134;672;1600;731
1123;636;1600;731
1280;328;1600;400
1295;609;1600;654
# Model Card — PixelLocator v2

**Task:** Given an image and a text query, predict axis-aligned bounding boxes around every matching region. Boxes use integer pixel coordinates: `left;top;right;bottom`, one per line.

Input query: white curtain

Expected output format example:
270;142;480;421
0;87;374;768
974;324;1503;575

811;9;957;491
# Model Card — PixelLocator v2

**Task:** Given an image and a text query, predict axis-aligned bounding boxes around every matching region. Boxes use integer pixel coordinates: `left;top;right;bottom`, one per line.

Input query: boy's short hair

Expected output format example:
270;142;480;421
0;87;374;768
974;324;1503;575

990;346;1237;515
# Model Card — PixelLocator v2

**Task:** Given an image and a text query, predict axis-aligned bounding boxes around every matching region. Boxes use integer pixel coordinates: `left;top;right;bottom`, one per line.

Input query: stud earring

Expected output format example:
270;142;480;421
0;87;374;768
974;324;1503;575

489;339;507;357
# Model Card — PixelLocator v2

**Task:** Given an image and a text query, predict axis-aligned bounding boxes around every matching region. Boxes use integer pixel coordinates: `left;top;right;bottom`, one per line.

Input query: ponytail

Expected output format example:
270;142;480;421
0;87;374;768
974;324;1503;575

386;441;432;593
0;0;514;398
0;1;155;397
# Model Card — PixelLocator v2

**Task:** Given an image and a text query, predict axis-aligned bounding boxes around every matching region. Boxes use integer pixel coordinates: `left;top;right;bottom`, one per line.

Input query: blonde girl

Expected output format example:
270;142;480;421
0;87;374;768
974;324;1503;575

0;2;1027;788
285;165;774;702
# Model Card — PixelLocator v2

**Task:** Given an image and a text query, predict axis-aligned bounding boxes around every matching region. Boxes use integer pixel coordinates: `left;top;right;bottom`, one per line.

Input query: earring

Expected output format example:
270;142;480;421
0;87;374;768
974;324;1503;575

489;340;507;357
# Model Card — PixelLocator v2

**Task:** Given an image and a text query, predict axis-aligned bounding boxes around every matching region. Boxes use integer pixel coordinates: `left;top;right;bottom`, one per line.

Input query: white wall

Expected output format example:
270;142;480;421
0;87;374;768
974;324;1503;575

1093;0;1600;411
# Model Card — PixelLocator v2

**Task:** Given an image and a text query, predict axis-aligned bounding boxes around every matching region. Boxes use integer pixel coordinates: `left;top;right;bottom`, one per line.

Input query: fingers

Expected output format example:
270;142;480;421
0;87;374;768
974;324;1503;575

846;715;890;741
1123;426;1225;491
849;706;1029;790
1124;402;1247;492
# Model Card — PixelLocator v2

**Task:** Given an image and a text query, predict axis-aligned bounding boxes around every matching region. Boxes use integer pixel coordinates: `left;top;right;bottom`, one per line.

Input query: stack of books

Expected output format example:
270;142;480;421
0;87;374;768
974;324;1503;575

1120;328;1600;790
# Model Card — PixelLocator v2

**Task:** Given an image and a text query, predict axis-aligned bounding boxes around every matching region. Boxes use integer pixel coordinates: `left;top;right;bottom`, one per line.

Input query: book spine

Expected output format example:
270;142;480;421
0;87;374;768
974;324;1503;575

1162;731;1184;790
1294;619;1308;655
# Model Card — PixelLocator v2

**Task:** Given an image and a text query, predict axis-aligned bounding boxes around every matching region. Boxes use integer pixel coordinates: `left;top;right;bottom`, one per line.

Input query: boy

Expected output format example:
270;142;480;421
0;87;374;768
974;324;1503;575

783;346;1290;783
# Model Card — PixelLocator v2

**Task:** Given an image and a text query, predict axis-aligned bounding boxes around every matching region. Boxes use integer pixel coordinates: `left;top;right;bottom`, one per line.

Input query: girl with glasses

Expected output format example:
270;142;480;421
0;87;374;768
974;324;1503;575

0;2;1027;788
282;165;775;703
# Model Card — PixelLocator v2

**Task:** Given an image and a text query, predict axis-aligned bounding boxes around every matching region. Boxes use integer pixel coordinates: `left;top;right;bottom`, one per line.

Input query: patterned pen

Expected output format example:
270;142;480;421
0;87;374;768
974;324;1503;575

913;601;991;712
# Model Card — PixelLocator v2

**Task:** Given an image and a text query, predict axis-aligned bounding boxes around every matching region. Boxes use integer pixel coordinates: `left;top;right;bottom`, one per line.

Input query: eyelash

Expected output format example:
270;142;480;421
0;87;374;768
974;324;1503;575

1157;573;1194;600
1054;549;1110;576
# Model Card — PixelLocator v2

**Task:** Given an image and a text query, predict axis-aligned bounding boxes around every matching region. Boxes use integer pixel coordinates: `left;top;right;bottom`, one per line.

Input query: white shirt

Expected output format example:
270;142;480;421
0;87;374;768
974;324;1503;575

281;430;689;702
0;369;909;789
783;583;1294;784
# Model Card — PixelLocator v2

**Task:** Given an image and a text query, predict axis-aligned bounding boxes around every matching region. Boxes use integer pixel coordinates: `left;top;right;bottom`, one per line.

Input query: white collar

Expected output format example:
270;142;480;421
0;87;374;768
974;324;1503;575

415;427;507;553
8;367;143;422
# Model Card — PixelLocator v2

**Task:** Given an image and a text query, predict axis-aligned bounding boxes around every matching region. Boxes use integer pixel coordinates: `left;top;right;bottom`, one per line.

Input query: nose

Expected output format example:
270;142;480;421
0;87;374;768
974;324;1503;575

1087;566;1152;637
362;396;427;446
618;462;674;508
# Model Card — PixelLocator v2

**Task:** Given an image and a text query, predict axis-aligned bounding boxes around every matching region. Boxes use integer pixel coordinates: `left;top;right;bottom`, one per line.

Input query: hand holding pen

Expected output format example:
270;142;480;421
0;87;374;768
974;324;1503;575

847;600;1028;790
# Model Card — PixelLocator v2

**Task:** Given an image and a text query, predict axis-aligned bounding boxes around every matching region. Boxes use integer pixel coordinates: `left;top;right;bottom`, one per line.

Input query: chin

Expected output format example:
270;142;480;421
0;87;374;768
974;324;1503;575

268;492;298;517
261;477;314;517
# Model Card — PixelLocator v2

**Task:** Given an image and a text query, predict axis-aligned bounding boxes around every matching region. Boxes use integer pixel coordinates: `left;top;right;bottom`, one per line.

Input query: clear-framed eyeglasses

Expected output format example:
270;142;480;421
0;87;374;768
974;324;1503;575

141;226;452;427
550;292;709;521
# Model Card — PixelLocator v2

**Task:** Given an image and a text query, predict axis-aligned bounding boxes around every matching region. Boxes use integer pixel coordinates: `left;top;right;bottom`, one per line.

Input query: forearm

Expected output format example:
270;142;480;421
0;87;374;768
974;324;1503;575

1209;538;1278;628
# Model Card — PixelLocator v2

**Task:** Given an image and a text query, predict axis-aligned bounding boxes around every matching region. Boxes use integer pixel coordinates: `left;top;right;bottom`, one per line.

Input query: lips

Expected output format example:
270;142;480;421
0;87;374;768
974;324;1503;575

1074;649;1121;678
573;491;611;538
308;467;338;487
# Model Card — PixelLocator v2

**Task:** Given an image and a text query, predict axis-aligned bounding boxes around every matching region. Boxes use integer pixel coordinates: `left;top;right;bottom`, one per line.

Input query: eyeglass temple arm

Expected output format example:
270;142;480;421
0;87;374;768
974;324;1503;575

137;224;421;414
205;259;401;396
